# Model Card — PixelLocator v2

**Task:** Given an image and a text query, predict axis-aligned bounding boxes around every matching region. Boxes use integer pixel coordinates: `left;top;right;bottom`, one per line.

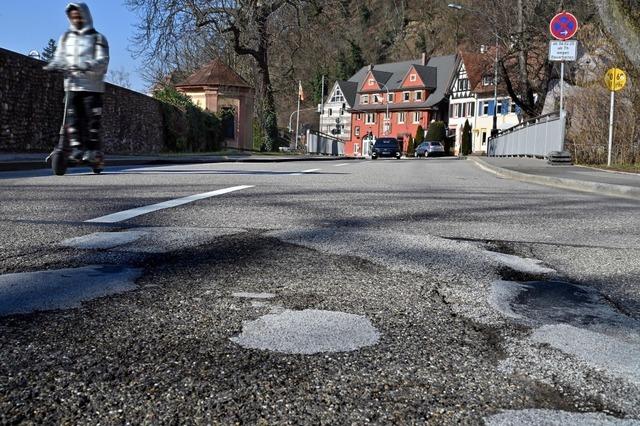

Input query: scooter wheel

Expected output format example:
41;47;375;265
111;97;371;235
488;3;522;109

51;151;68;176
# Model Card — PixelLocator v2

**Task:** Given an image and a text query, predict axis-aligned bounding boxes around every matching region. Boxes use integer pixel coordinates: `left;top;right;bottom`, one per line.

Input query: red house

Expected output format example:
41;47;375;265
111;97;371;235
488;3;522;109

346;54;457;156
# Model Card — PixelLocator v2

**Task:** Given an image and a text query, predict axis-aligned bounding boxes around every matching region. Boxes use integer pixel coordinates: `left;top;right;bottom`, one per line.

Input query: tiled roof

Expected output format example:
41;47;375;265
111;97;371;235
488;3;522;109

349;54;458;107
336;80;359;106
176;59;252;88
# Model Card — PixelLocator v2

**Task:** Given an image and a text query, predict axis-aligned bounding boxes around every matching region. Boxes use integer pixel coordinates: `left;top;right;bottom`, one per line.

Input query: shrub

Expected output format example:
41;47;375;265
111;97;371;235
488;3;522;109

425;121;446;142
153;85;224;153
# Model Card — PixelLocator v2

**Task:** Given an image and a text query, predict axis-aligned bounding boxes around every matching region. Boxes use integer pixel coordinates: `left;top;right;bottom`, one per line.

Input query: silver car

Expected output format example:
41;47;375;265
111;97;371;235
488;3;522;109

415;141;445;157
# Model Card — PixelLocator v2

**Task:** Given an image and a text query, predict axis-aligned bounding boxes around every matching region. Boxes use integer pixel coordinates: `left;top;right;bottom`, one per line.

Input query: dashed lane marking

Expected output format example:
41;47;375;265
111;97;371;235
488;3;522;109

290;168;321;176
85;185;254;224
333;163;350;167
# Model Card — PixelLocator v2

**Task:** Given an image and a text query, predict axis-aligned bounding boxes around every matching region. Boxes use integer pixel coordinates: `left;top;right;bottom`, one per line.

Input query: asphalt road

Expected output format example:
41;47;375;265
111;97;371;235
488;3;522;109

1;157;639;424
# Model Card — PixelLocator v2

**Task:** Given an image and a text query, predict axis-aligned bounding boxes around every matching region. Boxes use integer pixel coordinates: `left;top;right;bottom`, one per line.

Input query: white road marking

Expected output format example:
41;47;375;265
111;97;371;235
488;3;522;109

333;163;350;167
290;168;321;176
85;185;254;224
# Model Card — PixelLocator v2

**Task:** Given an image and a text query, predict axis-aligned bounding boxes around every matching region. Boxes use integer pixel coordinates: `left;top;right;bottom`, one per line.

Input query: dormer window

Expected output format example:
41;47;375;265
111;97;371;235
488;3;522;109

362;94;369;104
482;75;495;86
410;74;417;82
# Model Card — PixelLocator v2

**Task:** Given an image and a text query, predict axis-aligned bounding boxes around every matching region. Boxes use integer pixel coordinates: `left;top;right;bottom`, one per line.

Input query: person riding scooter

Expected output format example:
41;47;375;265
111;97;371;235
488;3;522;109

44;2;109;165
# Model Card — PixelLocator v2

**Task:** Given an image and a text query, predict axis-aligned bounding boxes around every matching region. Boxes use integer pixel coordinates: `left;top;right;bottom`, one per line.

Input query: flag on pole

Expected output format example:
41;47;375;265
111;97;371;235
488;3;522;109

298;81;305;101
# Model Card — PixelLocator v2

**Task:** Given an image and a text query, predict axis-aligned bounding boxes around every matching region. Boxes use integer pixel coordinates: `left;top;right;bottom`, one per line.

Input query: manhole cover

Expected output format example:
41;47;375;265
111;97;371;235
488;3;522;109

231;309;380;354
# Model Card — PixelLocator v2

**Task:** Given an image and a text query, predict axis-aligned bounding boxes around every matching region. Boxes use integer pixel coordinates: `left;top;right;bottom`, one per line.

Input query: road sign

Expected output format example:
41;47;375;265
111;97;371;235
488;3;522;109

550;12;579;40
548;40;578;61
604;68;627;92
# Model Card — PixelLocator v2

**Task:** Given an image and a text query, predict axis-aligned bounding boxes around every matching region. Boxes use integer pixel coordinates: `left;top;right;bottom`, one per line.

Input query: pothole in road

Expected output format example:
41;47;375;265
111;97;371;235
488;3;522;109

0;265;143;317
489;280;633;328
230;309;380;354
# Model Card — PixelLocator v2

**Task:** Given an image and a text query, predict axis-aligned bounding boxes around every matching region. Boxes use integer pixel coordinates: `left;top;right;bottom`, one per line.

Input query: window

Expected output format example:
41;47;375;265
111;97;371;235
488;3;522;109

362;94;369;104
482;131;487;145
457;78;469;91
355;113;362;120
469;102;475;117
482;102;489;116
415;91;423;101
482;75;493;86
328;108;332;116
387;93;394;103
497;101;502;115
330;87;345;103
413;111;421;123
397;112;406;124
410;74;417;82
383;111;391;121
510;102;517;113
365;113;376;124
373;94;380;104
355;126;360;136
403;92;410;102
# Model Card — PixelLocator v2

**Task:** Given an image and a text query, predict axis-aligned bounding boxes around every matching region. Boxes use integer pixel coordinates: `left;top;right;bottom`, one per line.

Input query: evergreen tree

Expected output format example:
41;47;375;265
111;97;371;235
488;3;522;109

41;39;57;61
414;125;424;146
461;120;472;156
406;136;415;156
425;121;446;142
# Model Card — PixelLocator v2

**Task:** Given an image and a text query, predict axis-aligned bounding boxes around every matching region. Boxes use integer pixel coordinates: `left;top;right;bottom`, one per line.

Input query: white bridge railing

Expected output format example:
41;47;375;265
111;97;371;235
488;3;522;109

488;111;565;158
306;130;345;156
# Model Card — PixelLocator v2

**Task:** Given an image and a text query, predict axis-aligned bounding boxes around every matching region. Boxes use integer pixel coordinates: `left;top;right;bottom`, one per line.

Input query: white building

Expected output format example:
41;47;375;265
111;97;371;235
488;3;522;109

319;80;358;140
448;50;521;154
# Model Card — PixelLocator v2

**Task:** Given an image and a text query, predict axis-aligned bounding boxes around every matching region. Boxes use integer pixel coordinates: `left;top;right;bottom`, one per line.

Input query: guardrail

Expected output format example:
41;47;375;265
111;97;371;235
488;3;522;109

306;130;345;156
488;111;565;158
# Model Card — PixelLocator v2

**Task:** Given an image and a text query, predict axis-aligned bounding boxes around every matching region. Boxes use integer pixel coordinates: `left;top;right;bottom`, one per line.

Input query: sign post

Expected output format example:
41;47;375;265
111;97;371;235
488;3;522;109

604;68;627;166
549;12;579;152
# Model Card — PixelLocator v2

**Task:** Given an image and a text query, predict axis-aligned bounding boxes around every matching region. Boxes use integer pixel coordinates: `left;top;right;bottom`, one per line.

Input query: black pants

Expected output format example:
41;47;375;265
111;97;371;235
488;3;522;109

66;91;103;151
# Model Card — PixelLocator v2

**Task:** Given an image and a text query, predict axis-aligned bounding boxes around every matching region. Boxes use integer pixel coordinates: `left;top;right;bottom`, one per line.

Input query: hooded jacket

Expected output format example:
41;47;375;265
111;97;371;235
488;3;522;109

50;3;109;93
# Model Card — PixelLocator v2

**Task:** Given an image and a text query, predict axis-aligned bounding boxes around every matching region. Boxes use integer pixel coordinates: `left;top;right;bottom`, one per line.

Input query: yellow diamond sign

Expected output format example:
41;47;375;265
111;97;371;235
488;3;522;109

604;68;627;92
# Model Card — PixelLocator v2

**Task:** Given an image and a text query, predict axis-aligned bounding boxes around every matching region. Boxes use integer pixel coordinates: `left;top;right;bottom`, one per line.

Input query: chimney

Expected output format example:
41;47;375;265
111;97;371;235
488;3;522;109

422;52;427;66
368;64;374;71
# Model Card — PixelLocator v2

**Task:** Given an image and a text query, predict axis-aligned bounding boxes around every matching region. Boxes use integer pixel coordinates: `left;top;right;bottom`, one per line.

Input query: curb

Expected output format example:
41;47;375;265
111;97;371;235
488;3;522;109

0;155;363;172
469;157;640;201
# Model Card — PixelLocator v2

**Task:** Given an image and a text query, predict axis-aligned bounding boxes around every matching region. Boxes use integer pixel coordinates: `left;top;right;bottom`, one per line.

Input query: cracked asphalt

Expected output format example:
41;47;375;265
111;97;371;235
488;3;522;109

0;158;639;424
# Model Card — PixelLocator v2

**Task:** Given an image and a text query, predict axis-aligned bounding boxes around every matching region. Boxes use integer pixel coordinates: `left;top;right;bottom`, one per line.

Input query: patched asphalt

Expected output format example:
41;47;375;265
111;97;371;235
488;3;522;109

1;158;639;423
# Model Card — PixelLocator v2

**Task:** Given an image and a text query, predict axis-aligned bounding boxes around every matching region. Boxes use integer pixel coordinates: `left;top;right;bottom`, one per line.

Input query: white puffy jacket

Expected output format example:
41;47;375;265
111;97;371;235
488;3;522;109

49;2;109;93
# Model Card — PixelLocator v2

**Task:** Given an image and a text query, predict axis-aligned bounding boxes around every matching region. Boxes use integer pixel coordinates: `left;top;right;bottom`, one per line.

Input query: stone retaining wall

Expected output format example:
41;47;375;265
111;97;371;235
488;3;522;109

0;47;164;153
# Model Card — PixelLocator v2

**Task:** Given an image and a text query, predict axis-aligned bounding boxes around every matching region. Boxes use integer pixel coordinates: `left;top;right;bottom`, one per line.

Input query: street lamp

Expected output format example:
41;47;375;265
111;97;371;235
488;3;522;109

448;3;500;137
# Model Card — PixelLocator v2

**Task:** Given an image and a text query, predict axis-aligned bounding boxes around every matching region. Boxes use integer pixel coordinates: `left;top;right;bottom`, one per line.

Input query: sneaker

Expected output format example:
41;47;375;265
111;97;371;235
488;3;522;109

69;148;84;162
82;150;103;164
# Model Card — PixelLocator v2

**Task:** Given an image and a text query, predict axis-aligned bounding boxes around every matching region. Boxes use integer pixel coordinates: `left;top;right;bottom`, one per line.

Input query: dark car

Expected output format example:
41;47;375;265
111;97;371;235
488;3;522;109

371;138;402;160
414;141;445;157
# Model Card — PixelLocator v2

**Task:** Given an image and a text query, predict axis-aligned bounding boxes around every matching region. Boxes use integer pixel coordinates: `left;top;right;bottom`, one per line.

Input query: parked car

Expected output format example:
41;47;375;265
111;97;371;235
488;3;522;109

415;141;445;157
371;138;402;160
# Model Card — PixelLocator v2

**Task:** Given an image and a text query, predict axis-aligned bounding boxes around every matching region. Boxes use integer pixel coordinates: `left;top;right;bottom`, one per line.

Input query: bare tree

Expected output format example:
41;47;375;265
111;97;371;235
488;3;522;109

107;67;132;89
126;0;320;150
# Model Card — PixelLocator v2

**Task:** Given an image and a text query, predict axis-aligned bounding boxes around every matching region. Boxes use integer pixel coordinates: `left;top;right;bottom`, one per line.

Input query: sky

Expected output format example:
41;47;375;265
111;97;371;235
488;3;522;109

0;1;147;93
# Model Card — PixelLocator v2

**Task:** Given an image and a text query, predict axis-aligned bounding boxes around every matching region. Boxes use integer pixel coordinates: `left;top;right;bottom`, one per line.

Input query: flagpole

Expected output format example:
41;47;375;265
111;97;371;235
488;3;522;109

295;81;301;151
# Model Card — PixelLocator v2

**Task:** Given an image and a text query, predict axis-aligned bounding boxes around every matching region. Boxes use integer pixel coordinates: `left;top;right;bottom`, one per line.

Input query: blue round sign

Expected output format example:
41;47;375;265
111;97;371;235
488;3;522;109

550;12;579;41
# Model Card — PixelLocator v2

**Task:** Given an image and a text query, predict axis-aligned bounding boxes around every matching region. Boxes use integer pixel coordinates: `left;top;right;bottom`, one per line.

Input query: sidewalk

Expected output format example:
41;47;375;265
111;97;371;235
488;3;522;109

0;152;359;172
469;156;640;201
